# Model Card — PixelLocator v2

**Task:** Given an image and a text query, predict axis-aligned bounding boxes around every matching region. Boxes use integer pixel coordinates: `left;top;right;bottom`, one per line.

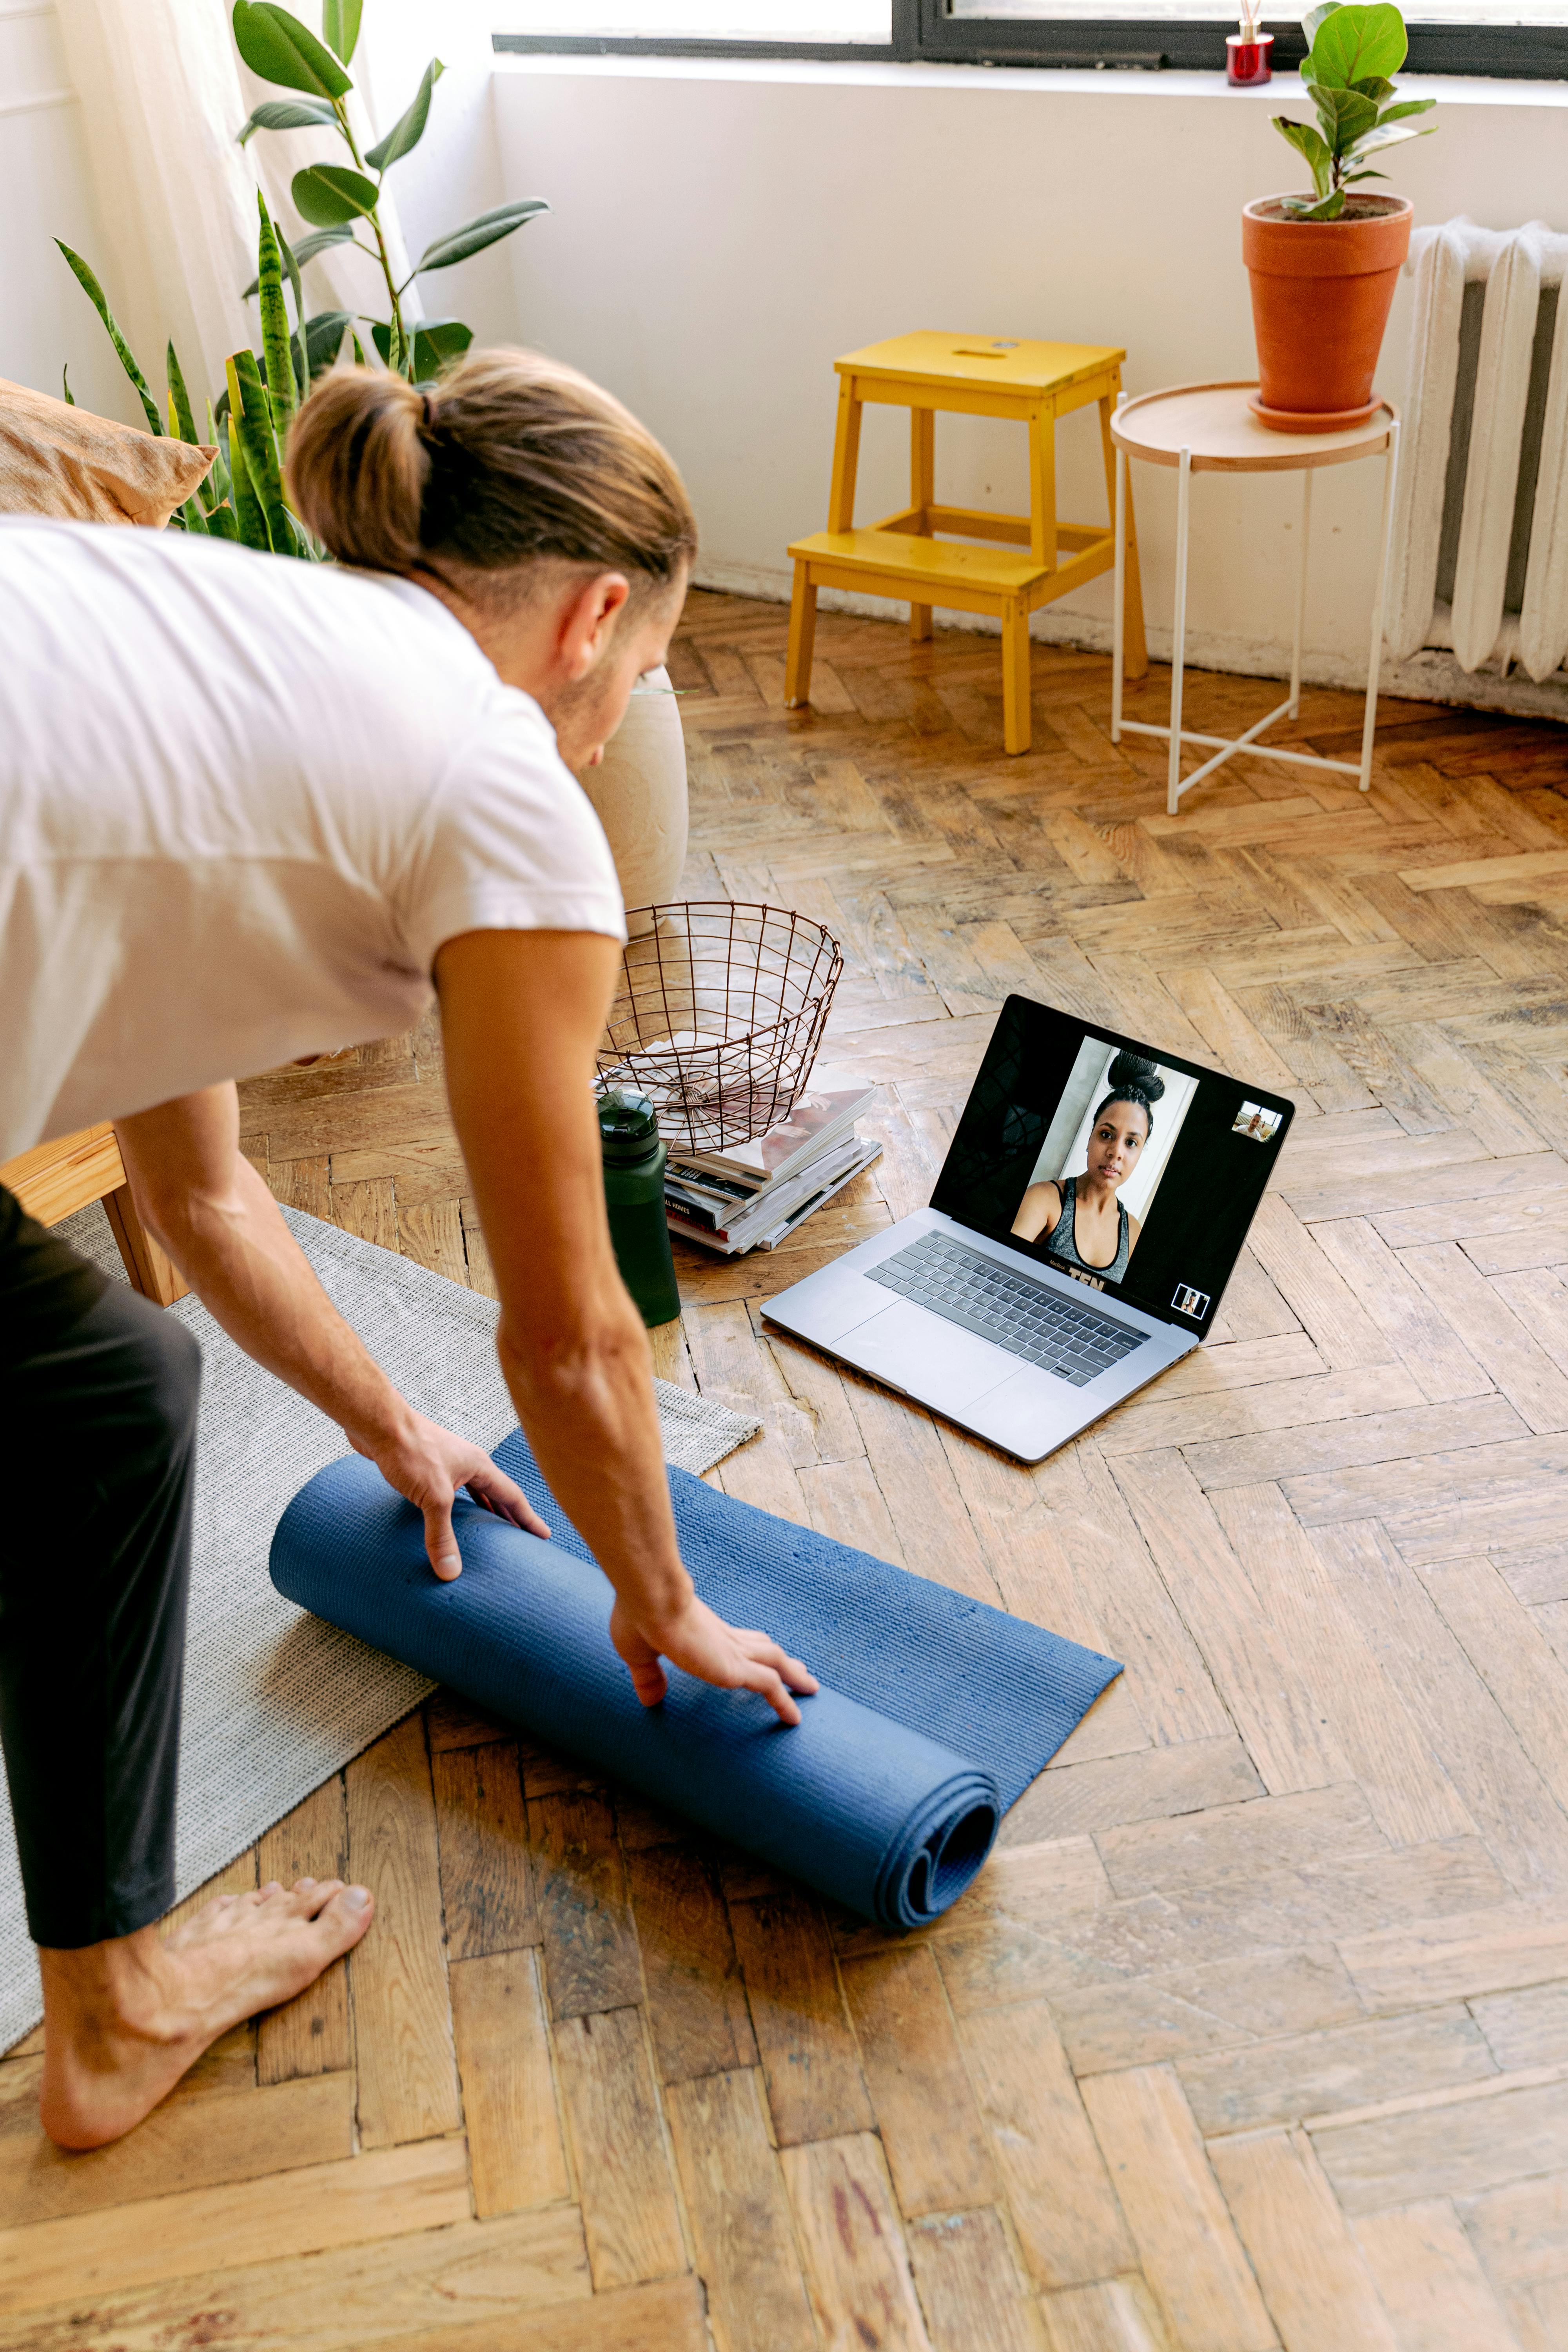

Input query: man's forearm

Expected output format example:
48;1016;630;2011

494;1300;693;1626
124;1146;412;1451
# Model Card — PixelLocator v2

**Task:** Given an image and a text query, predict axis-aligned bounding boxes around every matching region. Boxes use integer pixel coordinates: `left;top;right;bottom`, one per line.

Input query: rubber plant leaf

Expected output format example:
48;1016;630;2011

1286;187;1348;220
54;241;162;435
1299;0;1341;44
370;319;392;368
291;162;379;226
256;194;297;435
414;198;550;274
222;383;270;550
412;317;472;382
226;350;292;554
1310;83;1379;154
242;222;352;298
302;309;354;373
323;0;362;65
1347;118;1437;159
1308;2;1407;91
1272;116;1334;201
238;96;338;142
365;56;445;172
231;1;351;98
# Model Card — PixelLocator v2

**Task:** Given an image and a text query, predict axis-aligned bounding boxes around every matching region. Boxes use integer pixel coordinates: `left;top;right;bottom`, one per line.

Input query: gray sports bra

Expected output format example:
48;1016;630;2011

1044;1174;1131;1283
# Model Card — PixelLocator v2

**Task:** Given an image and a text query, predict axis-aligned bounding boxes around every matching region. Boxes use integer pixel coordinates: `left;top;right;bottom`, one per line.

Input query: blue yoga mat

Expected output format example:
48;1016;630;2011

270;1428;1122;1929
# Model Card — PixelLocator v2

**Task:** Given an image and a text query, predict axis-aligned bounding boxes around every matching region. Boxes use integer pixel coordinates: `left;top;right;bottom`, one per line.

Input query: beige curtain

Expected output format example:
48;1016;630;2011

53;0;415;419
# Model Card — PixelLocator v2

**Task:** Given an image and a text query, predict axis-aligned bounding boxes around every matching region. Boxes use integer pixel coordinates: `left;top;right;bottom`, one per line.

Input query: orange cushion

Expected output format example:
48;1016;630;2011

0;373;214;528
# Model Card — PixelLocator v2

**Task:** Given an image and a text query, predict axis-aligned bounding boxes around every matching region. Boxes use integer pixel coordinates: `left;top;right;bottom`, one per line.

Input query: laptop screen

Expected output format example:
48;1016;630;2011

929;995;1295;1336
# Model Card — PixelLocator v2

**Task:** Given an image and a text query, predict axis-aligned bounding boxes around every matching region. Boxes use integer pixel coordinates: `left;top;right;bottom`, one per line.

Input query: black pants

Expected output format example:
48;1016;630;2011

0;1185;200;1948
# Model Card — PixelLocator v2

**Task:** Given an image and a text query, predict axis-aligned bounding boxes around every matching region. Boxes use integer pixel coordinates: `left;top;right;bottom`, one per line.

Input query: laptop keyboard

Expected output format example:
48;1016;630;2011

866;1231;1145;1388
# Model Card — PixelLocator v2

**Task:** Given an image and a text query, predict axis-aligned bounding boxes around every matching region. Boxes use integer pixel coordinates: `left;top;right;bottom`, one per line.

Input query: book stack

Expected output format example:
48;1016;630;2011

664;1086;881;1256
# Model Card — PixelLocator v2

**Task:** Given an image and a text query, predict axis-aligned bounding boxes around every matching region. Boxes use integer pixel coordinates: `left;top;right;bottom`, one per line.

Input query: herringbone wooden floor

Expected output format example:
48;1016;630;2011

6;590;1568;2351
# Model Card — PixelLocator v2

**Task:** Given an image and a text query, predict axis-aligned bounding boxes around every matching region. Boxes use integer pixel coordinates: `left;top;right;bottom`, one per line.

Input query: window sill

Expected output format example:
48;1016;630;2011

490;49;1568;105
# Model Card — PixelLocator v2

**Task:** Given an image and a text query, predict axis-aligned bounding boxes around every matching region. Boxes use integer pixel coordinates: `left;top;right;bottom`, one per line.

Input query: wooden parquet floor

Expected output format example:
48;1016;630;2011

7;592;1568;2352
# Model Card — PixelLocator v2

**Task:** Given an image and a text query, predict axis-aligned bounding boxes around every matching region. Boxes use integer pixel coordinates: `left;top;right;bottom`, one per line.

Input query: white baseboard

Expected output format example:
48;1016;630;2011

693;557;1568;725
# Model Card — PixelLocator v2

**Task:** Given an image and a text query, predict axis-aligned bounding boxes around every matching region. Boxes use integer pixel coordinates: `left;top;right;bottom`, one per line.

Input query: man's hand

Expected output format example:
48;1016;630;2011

352;1411;548;1580
609;1592;818;1727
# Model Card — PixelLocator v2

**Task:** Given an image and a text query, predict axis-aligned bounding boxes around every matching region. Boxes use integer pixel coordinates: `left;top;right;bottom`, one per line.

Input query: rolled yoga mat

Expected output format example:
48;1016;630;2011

271;1428;1123;1929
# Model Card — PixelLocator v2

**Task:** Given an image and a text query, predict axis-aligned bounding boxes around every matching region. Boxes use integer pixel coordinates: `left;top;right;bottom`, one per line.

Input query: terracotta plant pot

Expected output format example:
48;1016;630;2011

1242;194;1412;430
575;666;690;926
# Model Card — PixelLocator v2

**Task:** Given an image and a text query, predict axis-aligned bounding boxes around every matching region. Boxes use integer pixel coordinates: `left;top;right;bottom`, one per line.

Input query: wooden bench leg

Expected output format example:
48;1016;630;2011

910;408;934;643
1002;601;1033;755
784;559;818;709
1100;388;1148;681
103;1179;189;1307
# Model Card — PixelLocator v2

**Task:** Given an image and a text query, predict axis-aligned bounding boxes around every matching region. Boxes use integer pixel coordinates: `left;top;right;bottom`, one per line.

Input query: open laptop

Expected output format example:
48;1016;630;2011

762;994;1294;1463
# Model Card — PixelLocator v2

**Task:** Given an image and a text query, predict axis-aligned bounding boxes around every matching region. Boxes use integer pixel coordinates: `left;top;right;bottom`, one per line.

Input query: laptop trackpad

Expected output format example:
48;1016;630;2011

847;1300;1009;1412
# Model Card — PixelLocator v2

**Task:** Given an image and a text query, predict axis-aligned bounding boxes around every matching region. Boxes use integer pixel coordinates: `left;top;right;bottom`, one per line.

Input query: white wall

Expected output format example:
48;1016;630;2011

0;1;141;425
489;54;1568;693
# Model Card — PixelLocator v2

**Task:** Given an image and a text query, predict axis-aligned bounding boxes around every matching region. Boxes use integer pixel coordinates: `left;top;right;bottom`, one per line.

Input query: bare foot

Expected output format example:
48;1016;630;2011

37;1876;375;2149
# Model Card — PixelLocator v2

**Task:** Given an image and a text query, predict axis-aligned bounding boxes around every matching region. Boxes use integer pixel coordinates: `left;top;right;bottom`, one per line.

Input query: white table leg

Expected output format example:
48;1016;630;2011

1112;419;1127;745
1167;445;1192;817
1289;468;1314;721
1360;416;1401;793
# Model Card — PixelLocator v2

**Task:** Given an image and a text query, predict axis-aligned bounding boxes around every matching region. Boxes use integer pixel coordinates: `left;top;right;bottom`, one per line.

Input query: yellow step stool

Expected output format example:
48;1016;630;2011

785;329;1148;755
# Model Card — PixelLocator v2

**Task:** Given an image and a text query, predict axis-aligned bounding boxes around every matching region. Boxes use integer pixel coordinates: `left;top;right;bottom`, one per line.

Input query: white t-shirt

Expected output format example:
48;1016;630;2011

0;520;627;1160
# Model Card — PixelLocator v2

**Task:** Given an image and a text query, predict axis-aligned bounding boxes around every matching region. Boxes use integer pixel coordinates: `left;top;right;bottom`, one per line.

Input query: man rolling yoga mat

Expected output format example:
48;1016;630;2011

272;1430;1123;1930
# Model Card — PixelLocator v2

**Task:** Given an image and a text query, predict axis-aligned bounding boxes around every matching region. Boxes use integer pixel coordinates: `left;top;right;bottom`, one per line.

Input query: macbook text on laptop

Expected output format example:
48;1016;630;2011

762;993;1294;1463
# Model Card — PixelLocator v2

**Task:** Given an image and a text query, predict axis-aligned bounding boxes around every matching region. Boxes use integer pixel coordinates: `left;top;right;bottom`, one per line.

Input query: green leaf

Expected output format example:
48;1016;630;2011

1300;0;1341;44
1283;187;1348;220
1375;96;1437;123
278;229;305;339
351;329;368;366
1345;118;1437;161
1308;2;1407;90
1349;73;1396;100
205;401;233;506
207;499;241;540
291;162;379;226
54;241;163;435
370;318;392;368
1342;167;1390;182
256;192;297;437
61;364;74;407
365;56;444;172
302;307;354;372
414;198;549;274
242;221;354;299
323;0;361;64
412;316;472;383
224;397;269;550
238;95;338;142
180;493;211;535
166;341;200;445
227;350;293;554
1272;115;1334;201
1310;82;1379;155
232;2;351;97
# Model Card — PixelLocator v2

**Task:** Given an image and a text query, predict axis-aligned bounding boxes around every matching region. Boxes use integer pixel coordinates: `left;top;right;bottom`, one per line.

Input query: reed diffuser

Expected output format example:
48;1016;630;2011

1227;0;1274;82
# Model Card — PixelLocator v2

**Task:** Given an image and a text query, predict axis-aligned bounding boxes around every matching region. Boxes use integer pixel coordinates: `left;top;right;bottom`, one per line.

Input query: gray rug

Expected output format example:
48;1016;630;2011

0;1203;758;2053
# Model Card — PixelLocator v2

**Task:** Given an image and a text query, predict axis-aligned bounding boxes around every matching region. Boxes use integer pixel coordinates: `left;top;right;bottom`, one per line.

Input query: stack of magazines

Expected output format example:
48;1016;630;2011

664;1087;881;1256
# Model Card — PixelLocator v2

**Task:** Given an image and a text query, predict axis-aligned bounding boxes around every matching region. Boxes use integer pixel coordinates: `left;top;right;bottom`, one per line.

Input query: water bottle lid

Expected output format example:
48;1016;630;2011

598;1087;661;1161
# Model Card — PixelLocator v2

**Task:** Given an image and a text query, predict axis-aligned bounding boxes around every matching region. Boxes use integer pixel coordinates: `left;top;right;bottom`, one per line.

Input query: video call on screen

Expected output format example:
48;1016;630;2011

929;997;1295;1334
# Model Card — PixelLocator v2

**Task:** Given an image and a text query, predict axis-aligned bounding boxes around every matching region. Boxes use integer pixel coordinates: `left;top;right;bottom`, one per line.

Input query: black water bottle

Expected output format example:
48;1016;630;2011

598;1089;682;1328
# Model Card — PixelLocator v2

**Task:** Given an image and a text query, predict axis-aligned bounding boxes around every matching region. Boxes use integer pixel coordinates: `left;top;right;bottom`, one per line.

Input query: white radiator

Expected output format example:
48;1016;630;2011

1388;218;1568;682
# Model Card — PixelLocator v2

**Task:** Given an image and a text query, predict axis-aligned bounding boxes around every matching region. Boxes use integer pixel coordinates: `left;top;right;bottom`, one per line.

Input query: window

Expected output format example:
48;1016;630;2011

494;0;1568;74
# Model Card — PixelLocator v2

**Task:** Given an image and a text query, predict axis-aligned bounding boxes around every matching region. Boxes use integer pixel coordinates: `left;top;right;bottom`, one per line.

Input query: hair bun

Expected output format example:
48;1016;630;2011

1106;1050;1165;1103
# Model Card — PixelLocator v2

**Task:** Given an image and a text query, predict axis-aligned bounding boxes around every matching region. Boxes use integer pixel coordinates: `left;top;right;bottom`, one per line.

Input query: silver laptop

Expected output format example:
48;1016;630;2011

763;994;1295;1463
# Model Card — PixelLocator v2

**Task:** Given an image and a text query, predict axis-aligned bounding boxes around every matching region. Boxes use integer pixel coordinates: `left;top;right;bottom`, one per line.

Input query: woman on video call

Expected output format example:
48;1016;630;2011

1010;1051;1165;1285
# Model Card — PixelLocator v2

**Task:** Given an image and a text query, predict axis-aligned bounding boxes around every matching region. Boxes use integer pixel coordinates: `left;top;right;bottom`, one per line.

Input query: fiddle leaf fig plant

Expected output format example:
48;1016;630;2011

1272;0;1435;221
232;0;549;380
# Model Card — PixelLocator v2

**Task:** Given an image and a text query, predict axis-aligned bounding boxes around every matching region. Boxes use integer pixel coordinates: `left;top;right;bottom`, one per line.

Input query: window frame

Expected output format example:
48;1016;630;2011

492;0;1568;79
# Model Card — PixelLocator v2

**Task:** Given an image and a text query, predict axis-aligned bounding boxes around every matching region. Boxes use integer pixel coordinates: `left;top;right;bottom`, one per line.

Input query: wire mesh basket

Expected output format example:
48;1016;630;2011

595;902;844;1156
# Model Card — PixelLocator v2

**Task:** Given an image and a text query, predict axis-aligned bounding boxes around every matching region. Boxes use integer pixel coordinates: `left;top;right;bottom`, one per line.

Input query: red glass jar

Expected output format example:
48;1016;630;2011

1226;29;1274;82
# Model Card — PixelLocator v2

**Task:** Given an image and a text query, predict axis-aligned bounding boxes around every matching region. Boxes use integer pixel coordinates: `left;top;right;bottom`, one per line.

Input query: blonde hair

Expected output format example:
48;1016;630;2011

285;347;697;595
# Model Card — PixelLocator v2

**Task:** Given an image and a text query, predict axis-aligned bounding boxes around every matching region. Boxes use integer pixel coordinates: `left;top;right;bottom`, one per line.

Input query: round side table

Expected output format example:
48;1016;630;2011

1109;382;1401;816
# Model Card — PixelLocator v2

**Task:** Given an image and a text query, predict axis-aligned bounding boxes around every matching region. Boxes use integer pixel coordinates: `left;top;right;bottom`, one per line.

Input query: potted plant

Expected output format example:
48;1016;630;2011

1243;0;1435;429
